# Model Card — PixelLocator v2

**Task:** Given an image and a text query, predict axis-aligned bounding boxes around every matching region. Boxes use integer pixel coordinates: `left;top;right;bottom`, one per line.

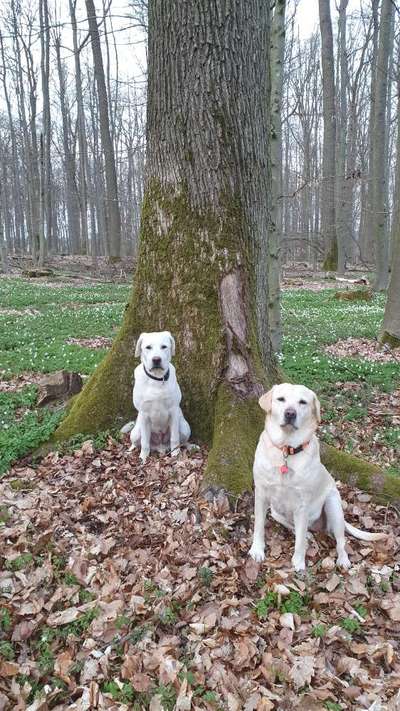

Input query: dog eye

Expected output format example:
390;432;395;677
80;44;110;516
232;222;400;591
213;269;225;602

299;399;307;405
145;345;152;350
161;345;167;349
277;396;285;402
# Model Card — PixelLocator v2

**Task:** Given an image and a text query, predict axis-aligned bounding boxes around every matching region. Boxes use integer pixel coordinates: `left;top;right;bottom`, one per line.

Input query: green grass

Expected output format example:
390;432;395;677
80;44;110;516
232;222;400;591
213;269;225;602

1;277;399;477
0;277;130;475
281;288;400;475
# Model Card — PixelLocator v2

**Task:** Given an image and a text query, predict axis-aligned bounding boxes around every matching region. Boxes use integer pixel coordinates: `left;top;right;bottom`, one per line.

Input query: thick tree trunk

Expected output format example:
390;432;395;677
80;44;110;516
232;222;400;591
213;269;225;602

55;0;278;492
371;0;394;291
269;0;286;352
319;0;338;271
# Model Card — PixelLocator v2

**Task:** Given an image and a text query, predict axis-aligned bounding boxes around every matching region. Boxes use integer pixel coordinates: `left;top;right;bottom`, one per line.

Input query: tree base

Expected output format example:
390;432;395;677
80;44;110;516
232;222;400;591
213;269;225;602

320;443;400;503
379;330;400;349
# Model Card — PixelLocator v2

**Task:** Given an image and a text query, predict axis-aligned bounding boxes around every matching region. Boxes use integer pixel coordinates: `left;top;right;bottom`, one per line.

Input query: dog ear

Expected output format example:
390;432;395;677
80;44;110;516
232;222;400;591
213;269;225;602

166;331;175;356
259;388;273;414
135;333;145;358
313;394;321;424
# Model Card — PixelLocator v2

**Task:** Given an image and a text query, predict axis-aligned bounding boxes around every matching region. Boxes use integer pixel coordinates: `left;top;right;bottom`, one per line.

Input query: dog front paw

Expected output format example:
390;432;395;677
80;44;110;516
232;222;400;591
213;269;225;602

291;553;306;572
337;552;351;569
140;449;149;463
170;446;180;458
249;543;265;562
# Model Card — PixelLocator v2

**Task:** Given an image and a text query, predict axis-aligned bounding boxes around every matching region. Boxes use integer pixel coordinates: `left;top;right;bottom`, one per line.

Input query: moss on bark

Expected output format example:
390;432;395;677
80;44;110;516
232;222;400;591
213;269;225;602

205;384;265;494
322;241;338;272
320;442;400;504
379;330;400;349
54;181;256;445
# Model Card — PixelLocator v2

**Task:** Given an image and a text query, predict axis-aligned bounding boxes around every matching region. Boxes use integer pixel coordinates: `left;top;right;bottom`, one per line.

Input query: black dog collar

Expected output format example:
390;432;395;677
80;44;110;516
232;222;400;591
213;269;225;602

143;365;170;383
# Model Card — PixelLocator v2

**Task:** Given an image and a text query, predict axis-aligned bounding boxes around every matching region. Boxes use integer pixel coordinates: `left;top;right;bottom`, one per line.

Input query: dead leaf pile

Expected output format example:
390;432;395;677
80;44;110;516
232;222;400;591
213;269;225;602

325;338;399;364
0;439;399;710
320;384;400;470
65;338;113;350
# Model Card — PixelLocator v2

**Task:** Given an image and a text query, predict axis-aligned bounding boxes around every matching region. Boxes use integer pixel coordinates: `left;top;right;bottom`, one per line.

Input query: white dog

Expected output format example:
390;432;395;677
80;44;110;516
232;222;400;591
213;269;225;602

249;383;385;572
121;331;191;463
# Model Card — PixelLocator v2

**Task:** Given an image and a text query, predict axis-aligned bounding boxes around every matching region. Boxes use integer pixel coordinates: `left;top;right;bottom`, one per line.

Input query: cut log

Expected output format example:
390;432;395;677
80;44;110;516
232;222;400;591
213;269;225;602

37;371;83;407
22;269;54;278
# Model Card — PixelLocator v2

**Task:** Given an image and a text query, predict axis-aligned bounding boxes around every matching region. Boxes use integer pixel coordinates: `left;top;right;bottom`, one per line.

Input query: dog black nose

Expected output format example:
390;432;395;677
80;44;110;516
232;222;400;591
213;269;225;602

152;356;162;366
284;407;297;422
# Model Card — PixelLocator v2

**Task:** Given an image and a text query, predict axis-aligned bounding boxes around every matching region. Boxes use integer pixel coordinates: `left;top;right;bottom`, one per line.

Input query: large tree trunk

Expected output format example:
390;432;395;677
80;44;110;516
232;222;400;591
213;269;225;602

53;0;400;501
85;0;121;260
371;0;394;290
55;0;277;492
318;0;338;271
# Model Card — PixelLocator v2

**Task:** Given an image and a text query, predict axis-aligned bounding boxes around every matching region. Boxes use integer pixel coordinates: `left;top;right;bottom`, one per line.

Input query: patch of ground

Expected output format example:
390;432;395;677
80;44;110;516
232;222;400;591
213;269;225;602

0;373;47;393
0;307;40;317
0;441;399;710
66;337;113;350
325;337;400;364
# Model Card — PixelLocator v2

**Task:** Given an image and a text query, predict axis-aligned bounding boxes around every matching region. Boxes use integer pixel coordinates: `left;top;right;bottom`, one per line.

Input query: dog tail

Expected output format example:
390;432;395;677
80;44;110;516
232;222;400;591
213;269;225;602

345;521;386;542
120;421;136;434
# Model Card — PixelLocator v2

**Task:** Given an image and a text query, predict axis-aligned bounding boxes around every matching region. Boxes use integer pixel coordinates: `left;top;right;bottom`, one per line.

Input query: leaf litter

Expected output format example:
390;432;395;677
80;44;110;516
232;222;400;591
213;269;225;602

0;439;399;710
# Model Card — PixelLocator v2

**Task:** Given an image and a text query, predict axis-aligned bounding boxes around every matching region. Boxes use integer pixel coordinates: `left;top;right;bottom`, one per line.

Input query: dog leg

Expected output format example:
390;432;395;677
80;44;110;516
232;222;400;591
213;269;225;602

179;416;191;446
292;509;309;572
324;489;351;569
129;421;141;452
138;415;151;463
249;488;268;562
170;410;181;457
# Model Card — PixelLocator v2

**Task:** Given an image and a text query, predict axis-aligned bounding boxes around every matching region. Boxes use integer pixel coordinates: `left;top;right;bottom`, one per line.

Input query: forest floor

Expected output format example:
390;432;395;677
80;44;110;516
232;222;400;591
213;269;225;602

1;273;400;710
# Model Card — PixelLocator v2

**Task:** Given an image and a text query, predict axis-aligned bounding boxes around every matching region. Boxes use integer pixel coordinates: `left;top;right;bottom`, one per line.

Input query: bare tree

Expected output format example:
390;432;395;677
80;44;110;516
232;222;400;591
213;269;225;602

269;0;286;352
55;0;278;491
85;0;121;260
319;0;337;270
371;0;394;290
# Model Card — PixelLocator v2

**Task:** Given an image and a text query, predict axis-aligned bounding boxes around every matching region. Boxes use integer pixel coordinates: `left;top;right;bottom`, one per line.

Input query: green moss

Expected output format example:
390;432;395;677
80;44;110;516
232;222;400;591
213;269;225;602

204;383;265;494
322;242;338;272
320;443;400;503
54;180;252;443
379;330;400;349
334;290;372;301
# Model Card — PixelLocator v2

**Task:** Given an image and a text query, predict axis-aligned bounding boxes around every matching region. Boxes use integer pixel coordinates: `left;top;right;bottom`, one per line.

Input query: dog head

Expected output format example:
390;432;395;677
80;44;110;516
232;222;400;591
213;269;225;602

135;331;176;374
259;383;321;443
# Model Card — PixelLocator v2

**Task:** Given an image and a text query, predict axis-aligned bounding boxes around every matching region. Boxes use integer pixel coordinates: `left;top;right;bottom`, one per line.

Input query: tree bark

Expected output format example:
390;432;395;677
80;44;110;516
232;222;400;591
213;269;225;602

85;0;121;260
55;0;278;492
319;0;338;271
371;0;394;290
380;75;400;348
335;0;349;273
55;35;81;254
269;0;286;352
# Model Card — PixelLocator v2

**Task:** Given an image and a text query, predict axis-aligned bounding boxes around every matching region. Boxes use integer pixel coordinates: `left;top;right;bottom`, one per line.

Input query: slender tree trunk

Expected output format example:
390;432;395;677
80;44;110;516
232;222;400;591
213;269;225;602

85;0;121;260
371;0;394;290
319;0;337;270
55;36;81;253
268;0;286;352
335;0;349;273
39;0;52;255
69;0;90;255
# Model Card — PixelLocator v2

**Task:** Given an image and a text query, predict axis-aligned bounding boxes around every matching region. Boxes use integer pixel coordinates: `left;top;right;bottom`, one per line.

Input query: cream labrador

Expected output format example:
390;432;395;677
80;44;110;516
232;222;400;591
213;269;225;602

249;383;385;572
121;331;191;463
